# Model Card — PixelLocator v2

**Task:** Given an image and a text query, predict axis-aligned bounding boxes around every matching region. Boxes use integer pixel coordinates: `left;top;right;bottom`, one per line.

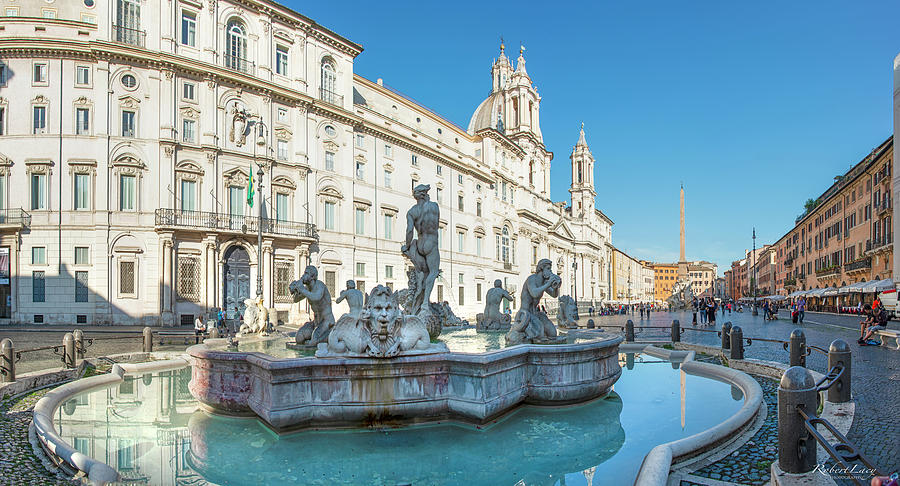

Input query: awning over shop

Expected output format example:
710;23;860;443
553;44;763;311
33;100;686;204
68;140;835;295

862;279;895;293
822;287;839;297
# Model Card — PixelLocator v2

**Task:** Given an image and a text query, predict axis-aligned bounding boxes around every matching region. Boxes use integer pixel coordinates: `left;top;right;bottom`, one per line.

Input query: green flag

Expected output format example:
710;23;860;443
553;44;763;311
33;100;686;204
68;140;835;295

247;167;255;208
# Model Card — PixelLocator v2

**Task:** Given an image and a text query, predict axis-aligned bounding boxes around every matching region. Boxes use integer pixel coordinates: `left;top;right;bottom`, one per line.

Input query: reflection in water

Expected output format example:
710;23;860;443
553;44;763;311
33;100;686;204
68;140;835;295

436;328;506;353
55;355;744;486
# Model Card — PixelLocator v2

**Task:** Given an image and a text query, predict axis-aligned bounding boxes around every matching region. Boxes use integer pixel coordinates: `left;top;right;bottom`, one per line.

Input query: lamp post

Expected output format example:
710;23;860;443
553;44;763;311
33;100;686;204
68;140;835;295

572;258;578;304
253;121;267;300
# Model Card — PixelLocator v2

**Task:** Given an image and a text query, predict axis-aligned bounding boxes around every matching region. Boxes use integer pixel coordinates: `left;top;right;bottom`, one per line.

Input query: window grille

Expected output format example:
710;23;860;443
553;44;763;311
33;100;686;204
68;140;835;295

177;256;200;302
119;261;136;296
75;271;89;302
275;262;293;303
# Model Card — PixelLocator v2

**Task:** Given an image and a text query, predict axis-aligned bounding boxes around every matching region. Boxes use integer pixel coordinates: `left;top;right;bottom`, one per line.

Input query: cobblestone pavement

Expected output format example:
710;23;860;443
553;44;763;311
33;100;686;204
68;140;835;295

591;308;900;476
0;387;76;486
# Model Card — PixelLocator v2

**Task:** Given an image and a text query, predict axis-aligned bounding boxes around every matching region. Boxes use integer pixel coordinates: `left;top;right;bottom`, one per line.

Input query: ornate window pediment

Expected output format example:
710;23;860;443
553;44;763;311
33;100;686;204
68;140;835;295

180;106;201;119
473;226;486;236
274;126;292;139
25;158;54;175
119;95;141;109
323;140;339;152
68;159;97;175
32;95;50;105
354;153;366;163
318;185;343;203
176;161;204;181
353;197;372;209
73;96;92;107
112;157;146;176
274;29;294;43
380;204;398;216
383;162;394;172
0;153;12;176
272;175;296;191
223;167;249;187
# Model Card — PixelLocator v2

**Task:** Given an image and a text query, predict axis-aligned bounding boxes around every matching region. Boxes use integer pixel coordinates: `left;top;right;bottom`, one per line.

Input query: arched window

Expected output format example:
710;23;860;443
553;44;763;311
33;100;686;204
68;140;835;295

528;160;534;185
226;21;248;72
501;226;510;264
577;163;583;183
320;59;337;103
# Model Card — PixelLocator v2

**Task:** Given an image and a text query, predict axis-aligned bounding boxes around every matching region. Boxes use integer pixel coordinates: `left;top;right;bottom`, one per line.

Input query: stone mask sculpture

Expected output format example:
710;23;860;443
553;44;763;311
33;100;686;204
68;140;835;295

317;285;448;358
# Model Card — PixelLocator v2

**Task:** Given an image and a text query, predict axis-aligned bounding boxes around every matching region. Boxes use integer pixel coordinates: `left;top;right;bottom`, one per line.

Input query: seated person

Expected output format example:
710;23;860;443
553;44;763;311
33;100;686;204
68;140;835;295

861;304;889;345
858;305;875;344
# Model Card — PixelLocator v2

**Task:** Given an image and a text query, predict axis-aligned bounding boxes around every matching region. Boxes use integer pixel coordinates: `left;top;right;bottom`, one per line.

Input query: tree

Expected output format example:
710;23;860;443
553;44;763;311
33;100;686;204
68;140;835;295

803;198;819;214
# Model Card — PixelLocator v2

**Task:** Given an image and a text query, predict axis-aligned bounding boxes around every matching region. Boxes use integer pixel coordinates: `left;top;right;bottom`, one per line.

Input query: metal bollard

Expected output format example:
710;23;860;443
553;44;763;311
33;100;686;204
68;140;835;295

827;340;851;403
778;366;817;473
63;333;76;369
1;338;14;382
730;326;744;360
625;320;635;342
586;319;595;329
142;327;153;353
789;329;806;368
721;322;732;350
671;320;680;343
73;329;85;359
625;353;635;370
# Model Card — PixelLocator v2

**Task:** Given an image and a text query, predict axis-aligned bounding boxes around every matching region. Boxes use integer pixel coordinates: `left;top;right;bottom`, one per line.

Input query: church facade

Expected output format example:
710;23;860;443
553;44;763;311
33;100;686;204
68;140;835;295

0;0;615;326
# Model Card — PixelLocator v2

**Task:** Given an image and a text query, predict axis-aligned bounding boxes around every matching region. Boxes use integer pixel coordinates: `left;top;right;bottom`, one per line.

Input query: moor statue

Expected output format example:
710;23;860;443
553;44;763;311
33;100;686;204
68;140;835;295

477;279;513;331
335;280;364;318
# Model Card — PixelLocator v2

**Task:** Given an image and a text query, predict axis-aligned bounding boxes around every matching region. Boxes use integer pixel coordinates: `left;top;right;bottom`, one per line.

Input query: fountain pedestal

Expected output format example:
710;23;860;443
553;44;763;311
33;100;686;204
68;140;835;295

189;335;622;432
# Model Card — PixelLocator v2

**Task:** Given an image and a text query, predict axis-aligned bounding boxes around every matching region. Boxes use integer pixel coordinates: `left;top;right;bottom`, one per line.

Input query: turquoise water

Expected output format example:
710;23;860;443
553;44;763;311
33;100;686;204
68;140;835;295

55;354;743;486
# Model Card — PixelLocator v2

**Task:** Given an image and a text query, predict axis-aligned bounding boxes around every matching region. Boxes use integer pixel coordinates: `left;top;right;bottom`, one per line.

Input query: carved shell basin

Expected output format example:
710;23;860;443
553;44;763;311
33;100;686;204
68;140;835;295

188;334;622;432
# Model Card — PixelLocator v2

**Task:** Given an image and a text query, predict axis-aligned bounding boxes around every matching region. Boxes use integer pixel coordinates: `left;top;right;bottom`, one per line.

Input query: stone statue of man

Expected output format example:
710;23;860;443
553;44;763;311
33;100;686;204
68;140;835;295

507;258;562;344
401;184;440;315
484;279;513;325
291;265;336;345
335;280;364;318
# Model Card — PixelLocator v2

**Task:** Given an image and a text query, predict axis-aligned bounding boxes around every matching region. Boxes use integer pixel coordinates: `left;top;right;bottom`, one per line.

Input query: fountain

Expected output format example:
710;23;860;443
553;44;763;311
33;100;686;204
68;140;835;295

189;184;622;431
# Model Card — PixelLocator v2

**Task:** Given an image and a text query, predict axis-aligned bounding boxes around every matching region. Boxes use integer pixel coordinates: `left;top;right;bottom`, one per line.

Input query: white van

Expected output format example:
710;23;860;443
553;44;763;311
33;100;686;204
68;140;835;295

878;289;898;319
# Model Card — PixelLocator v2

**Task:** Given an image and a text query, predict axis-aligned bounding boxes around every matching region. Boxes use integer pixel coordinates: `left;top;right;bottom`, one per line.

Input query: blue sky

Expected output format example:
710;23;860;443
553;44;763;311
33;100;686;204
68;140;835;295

292;0;900;274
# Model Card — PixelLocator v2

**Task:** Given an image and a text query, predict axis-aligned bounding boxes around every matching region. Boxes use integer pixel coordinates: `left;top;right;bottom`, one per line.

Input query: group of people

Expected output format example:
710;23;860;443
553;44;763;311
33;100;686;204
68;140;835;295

691;297;718;325
858;296;890;346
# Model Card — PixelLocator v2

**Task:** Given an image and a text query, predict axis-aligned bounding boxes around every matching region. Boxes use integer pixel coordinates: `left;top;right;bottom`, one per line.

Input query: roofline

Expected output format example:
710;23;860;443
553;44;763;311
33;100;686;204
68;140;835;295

255;0;363;56
354;75;472;139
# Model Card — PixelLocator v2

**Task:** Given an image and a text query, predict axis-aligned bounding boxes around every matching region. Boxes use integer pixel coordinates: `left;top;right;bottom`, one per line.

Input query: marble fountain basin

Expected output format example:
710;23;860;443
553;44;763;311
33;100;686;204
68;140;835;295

188;333;623;432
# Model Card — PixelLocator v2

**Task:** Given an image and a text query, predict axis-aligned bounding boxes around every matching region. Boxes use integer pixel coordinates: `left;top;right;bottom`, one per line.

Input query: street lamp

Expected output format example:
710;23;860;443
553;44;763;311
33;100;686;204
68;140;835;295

572;259;578;304
253;121;267;300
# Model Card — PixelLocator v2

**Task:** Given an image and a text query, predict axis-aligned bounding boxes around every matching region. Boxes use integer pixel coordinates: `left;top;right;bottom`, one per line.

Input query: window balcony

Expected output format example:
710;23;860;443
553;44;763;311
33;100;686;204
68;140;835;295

112;24;146;48
503;262;513;271
0;208;30;230
224;55;255;75
865;235;893;254
844;257;872;274
154;209;317;241
815;265;840;279
319;88;344;107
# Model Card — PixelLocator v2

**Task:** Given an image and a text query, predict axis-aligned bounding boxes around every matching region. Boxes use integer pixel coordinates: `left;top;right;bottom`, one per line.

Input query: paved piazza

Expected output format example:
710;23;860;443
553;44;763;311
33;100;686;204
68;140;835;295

2;309;898;485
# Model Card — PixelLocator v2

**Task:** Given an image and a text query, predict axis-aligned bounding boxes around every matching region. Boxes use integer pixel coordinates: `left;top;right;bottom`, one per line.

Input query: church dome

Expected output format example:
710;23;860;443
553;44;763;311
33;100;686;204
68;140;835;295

467;91;504;135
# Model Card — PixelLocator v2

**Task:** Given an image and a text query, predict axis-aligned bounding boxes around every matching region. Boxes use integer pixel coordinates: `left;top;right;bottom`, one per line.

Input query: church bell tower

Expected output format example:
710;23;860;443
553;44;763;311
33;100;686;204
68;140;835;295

569;124;596;218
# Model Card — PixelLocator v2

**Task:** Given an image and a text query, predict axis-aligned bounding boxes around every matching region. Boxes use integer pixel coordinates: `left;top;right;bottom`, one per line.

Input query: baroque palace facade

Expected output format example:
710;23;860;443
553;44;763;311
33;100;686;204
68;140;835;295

0;0;621;326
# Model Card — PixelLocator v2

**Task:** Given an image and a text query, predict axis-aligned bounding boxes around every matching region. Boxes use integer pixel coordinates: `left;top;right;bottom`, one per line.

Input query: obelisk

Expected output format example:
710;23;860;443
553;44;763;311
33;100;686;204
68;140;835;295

678;184;688;279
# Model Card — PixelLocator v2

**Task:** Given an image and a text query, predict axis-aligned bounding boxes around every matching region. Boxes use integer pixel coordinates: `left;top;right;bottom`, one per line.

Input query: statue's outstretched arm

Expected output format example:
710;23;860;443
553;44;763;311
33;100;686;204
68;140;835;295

335;291;346;304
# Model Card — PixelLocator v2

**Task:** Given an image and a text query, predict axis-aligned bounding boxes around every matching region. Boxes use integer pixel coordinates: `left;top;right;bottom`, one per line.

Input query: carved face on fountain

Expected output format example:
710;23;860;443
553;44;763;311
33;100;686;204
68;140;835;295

362;285;401;342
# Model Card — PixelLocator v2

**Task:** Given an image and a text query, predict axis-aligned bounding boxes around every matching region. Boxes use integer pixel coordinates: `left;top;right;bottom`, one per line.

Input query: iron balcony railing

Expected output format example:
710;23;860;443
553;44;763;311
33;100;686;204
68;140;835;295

503;262;513;271
112;24;146;48
844;257;872;273
866;235;893;253
319;88;344;107
155;209;318;240
815;265;840;278
0;208;30;229
224;55;255;75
